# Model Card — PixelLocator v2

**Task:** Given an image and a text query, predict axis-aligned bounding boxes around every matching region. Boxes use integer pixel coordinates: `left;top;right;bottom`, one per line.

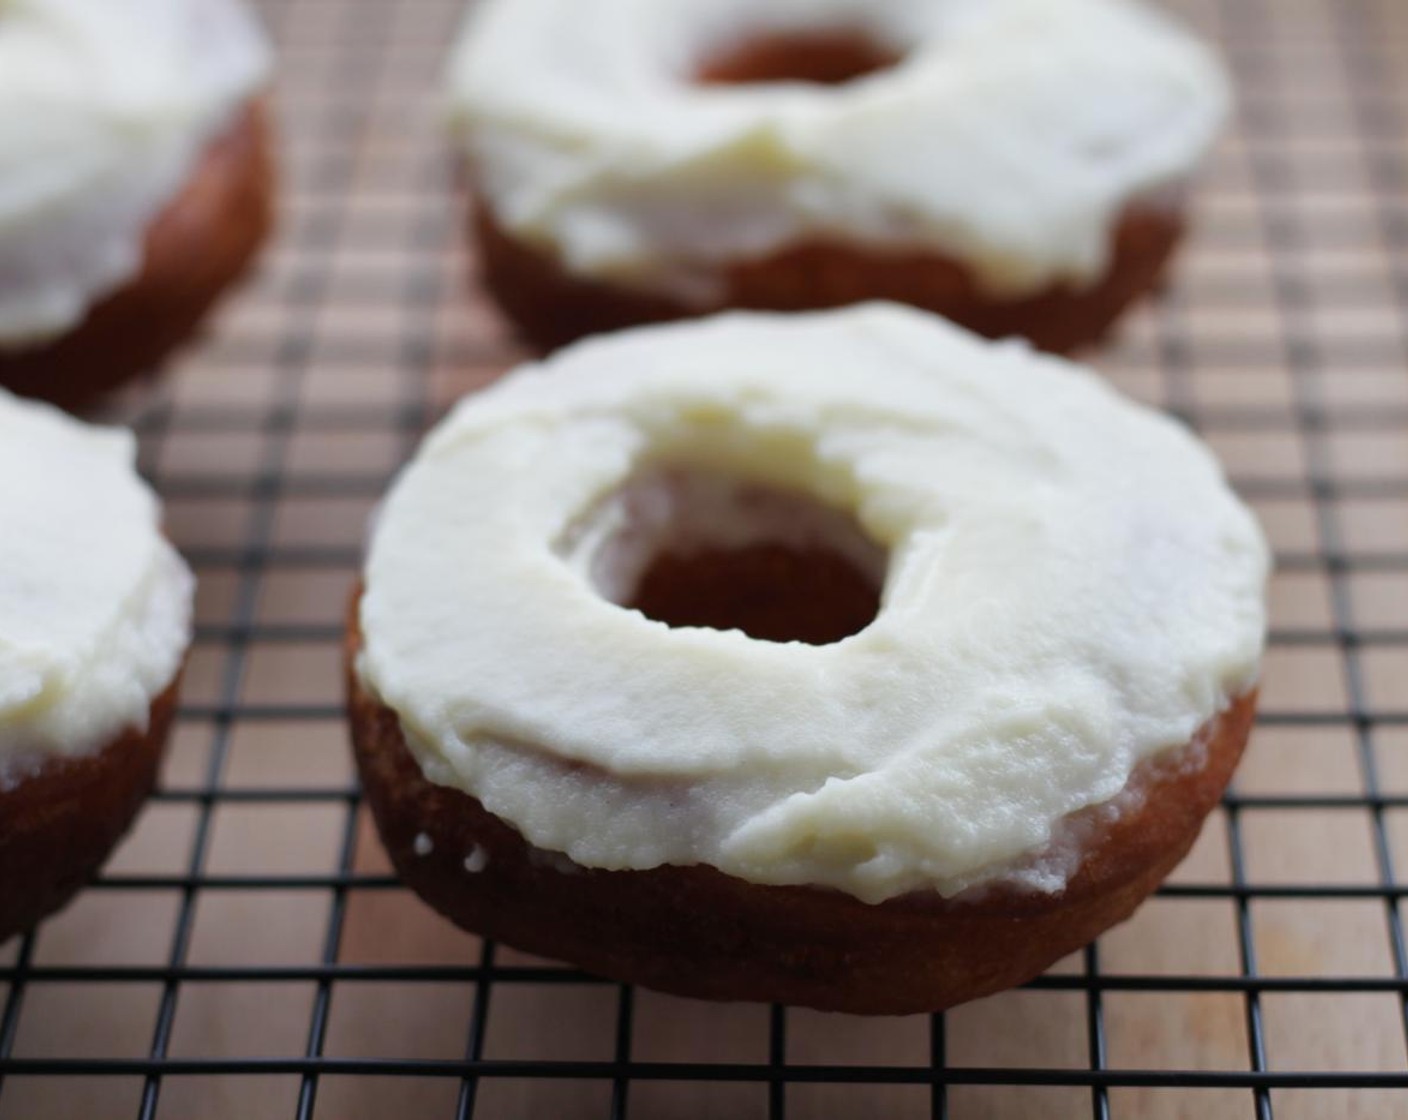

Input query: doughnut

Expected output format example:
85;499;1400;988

446;0;1229;353
0;0;275;410
0;389;193;941
348;305;1269;1013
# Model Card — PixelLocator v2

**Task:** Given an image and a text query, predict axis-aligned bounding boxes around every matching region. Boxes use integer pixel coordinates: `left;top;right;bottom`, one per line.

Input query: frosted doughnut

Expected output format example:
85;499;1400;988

346;304;1272;1008
0;387;193;940
0;0;274;406
447;0;1230;351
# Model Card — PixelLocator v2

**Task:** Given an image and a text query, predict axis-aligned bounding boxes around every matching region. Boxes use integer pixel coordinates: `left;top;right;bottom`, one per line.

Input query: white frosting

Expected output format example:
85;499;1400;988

447;0;1230;304
358;304;1268;904
0;389;193;779
0;0;271;348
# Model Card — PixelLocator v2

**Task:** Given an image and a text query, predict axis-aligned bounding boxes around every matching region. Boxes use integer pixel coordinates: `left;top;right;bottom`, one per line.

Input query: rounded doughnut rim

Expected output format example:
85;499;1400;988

346;602;1255;1014
0;97;276;410
471;194;1184;355
0;675;182;944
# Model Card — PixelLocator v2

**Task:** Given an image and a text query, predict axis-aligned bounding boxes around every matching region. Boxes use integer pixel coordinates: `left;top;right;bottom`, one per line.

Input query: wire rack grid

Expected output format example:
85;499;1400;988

1;0;1408;1116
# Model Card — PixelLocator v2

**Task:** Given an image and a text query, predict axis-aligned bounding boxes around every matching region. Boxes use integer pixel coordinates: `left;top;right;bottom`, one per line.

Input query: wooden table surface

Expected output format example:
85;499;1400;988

3;0;1408;1117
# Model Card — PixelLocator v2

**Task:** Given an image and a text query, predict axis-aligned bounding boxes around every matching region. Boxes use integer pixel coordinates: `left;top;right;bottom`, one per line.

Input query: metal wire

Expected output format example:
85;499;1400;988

1;0;1407;1115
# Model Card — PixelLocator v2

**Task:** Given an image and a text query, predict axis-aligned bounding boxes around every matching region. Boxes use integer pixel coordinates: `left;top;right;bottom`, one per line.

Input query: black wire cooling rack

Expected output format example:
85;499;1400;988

2;0;1408;1116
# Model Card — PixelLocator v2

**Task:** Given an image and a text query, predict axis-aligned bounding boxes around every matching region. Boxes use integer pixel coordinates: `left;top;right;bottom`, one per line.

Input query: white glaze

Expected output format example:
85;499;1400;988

358;305;1268;904
446;0;1229;305
0;389;193;779
0;0;270;348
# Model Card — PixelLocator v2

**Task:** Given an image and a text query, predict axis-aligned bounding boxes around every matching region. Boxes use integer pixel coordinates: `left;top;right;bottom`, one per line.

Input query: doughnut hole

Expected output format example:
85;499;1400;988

632;543;878;645
696;30;904;87
566;467;886;645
